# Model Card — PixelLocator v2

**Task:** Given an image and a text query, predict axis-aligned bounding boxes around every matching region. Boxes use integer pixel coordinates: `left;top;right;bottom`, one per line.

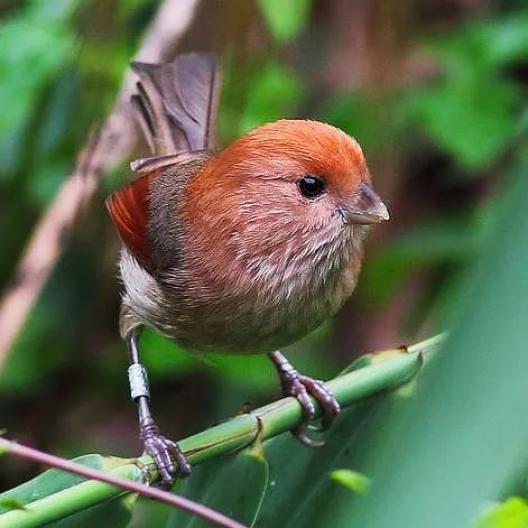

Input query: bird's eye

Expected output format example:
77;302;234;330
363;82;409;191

298;175;325;199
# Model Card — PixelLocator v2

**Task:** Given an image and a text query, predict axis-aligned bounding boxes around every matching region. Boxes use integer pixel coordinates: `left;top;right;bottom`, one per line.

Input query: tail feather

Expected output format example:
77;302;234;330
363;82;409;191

131;52;220;156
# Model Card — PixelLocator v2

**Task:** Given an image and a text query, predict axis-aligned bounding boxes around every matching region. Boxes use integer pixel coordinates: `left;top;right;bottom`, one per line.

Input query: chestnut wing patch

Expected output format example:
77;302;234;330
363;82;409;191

106;172;155;271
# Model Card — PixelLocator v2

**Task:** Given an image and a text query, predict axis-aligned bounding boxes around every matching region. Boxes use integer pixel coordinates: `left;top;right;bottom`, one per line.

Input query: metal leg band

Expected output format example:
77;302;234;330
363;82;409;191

128;363;150;400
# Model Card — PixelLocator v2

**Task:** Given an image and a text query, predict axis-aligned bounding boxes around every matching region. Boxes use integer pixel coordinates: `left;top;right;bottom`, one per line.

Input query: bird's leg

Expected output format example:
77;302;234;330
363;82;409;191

268;350;341;447
126;333;191;485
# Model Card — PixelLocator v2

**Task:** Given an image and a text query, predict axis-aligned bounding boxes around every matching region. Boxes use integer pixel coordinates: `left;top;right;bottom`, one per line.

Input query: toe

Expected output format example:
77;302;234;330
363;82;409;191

293;425;326;448
292;381;316;423
299;377;340;430
288;379;328;447
167;440;192;476
146;443;174;484
144;435;191;485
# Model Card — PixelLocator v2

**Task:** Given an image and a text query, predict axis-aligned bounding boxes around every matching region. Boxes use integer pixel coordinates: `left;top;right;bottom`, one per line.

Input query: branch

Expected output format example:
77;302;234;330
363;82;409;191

0;439;245;528
0;335;443;528
0;0;202;371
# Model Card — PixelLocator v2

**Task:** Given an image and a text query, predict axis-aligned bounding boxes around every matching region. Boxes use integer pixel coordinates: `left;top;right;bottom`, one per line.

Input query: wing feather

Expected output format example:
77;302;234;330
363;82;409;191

106;172;155;271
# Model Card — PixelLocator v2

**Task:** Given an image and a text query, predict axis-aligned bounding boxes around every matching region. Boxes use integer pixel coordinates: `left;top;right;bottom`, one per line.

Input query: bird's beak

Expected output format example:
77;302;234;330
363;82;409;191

341;183;390;225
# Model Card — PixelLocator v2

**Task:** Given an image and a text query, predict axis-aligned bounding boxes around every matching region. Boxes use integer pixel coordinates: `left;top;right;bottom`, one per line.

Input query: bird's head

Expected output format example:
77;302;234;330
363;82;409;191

185;119;389;272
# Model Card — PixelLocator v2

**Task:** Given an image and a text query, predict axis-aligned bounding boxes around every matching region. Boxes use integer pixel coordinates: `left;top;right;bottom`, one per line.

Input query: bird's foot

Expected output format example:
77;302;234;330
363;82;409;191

269;351;340;447
282;373;341;447
140;422;191;487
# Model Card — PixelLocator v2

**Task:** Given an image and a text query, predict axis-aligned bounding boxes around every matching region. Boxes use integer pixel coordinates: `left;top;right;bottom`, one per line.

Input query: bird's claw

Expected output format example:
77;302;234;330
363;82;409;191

141;423;191;487
282;373;341;447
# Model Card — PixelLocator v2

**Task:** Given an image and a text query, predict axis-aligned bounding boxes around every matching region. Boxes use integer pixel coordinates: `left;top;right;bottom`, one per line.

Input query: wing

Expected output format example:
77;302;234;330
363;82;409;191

131;52;221;156
107;53;220;270
106;171;155;271
129;151;207;174
106;152;212;272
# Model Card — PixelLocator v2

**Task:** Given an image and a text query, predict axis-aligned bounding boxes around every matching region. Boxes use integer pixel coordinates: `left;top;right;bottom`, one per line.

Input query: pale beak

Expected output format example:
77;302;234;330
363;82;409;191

341;183;390;225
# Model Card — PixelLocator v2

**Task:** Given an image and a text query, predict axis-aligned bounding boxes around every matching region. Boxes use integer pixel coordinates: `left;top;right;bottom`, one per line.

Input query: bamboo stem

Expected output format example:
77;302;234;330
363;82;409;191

0;464;138;528
0;336;442;528
0;443;244;528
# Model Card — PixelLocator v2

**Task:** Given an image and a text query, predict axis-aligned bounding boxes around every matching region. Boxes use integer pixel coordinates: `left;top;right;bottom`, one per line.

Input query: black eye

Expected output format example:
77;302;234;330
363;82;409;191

298;175;325;199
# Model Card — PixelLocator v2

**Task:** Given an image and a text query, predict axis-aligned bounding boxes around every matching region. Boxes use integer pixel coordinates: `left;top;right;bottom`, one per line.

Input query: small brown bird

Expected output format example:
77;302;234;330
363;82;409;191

107;53;389;485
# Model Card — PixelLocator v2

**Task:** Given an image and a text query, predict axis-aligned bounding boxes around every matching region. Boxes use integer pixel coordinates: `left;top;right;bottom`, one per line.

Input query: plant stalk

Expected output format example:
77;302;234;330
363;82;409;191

0;335;442;528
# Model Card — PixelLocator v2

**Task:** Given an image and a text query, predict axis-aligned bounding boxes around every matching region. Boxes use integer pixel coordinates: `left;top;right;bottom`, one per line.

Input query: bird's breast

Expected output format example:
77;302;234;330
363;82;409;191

120;223;366;354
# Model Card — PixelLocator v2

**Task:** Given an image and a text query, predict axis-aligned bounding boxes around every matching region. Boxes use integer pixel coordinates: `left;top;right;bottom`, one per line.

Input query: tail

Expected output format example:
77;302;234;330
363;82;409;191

131;52;221;156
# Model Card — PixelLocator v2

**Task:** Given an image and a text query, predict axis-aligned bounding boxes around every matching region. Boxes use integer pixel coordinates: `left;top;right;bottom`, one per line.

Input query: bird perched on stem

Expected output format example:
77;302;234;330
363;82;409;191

106;52;389;485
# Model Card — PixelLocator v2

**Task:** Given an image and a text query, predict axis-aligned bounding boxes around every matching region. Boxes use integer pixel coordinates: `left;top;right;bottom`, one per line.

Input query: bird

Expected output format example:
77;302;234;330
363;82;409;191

106;52;389;485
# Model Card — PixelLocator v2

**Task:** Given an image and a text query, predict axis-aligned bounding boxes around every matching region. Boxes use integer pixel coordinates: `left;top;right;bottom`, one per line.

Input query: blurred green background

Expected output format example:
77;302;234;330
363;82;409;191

1;0;528;525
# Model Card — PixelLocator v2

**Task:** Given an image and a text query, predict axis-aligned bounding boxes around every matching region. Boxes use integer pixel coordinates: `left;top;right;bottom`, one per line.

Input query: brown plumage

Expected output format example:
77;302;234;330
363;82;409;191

106;52;389;484
108;116;387;353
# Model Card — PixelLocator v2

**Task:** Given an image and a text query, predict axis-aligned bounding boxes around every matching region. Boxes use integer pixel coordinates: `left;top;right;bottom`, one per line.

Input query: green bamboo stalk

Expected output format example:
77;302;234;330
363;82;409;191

0;465;138;528
0;336;442;528
0;443;245;528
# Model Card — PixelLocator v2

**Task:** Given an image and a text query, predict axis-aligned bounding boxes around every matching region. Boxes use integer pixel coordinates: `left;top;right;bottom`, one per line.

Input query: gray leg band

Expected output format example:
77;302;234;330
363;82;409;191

128;363;150;400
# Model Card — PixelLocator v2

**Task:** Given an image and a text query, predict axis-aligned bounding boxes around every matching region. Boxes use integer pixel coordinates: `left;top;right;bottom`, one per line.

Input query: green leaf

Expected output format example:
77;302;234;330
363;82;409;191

0;303;68;393
140;330;201;380
332;154;528;527
475;497;528;528
204;353;276;390
323;92;405;156
119;0;152;16
47;493;137;528
406;12;528;170
0;0;80;139
238;59;304;134
0;498;26;512
0;454;107;513
0;454;139;528
255;394;396;527
331;470;371;496
258;0;311;42
166;443;269;527
408;76;518;170
429;11;528;71
359;215;476;305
